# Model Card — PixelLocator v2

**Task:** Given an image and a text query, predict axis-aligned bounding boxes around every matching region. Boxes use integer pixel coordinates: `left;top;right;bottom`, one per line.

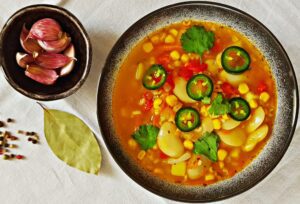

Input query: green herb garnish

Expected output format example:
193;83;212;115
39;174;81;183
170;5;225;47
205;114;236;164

132;125;159;150
201;96;211;104
193;132;220;162
180;26;215;59
208;93;231;116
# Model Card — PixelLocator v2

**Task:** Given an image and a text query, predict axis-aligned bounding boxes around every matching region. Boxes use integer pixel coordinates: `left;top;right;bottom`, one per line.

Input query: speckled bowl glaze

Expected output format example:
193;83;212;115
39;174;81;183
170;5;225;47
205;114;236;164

97;2;299;202
0;4;92;101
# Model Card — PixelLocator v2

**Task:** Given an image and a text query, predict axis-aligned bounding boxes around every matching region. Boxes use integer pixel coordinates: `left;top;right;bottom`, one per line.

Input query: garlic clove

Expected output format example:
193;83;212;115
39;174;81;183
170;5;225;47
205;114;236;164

25;65;59;85
60;43;76;76
37;32;71;53
20;24;42;53
28;18;62;41
16;52;34;68
35;53;72;69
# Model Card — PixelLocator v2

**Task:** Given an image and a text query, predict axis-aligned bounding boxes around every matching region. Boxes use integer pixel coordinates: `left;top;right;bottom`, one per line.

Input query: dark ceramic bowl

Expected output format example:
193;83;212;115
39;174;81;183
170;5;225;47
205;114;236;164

97;1;299;202
0;4;92;101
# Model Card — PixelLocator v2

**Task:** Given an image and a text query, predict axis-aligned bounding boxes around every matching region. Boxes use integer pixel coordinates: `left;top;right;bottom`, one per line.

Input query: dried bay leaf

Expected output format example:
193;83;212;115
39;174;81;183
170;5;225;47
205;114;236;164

43;108;101;174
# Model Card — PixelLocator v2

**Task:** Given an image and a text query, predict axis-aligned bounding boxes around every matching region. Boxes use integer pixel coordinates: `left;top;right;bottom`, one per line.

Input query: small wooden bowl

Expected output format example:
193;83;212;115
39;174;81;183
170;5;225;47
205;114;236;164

0;4;92;101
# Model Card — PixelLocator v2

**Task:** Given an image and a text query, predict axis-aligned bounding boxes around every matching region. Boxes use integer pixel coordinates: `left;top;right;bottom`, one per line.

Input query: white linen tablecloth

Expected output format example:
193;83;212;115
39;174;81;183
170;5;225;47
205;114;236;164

0;0;299;203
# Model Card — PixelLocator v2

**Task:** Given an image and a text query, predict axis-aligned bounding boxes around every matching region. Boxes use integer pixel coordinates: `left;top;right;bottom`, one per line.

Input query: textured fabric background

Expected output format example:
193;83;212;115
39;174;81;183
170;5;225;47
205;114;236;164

0;0;299;203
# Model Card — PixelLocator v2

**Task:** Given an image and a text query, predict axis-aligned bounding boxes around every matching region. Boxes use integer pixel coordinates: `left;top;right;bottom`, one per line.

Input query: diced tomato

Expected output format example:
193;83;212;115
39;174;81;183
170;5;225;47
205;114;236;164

221;82;238;97
185;60;208;73
157;54;171;70
143;99;153;111
178;67;193;80
166;73;175;89
159;151;168;159
257;81;268;93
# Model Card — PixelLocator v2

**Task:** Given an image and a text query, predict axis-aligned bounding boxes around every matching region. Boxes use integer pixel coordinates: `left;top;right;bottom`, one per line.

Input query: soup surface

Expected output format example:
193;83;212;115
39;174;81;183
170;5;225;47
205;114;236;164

112;20;276;185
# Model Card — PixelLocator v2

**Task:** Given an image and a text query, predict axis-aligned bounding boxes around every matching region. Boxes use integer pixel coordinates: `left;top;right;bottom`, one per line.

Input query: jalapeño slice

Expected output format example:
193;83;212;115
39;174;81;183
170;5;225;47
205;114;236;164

221;46;250;74
186;74;213;101
142;64;167;90
175;107;201;132
229;97;251;121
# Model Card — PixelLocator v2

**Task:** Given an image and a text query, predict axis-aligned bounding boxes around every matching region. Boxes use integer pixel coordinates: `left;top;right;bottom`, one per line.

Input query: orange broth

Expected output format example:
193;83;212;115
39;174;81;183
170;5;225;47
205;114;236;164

112;21;276;185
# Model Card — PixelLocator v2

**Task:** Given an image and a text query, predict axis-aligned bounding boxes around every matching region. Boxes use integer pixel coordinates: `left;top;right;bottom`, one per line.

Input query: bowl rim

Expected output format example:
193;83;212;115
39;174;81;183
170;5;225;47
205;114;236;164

97;1;299;202
0;4;92;101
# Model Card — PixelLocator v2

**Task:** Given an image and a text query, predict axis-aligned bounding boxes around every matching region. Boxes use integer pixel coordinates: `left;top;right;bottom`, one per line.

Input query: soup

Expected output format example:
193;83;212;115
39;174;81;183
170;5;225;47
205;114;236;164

112;20;276;185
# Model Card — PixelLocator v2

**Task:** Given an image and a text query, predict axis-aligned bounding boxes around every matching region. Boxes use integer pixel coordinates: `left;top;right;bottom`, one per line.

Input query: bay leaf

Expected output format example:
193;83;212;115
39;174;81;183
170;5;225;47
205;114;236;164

43;108;101;174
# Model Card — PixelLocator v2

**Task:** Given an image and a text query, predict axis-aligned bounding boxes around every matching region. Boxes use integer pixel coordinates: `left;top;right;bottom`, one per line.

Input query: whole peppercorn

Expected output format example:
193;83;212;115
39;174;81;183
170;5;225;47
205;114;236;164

7;118;14;123
0;121;5;128
3;154;9;160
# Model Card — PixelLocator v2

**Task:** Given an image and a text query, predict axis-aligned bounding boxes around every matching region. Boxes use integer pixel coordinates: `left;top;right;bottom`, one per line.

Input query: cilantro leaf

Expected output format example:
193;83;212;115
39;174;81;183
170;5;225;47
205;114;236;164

180;26;215;58
132;125;159;150
201;96;211;105
193;132;220;162
208;93;231;116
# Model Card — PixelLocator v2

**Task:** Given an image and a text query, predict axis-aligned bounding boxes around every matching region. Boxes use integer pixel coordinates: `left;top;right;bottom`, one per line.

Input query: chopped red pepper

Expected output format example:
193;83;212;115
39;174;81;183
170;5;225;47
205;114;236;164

143;92;153;100
257;81;268;93
211;38;222;53
166;73;175;89
185;60;208;73
159;151;168;159
221;82;238;97
178;67;193;80
143;99;153;111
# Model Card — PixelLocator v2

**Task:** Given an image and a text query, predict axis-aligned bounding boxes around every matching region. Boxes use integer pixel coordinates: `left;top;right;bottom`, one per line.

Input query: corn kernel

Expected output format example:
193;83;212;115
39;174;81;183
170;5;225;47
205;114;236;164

138;150;146;160
230;148;240;158
205;174;215;181
222;114;229;120
169;28;178;37
153;98;162;109
150;35;160;44
213;119;221;130
171;162;186;177
128;138;137;149
165;34;175;43
249;99;258;109
135;63;144;80
142;42;153;53
174;60;182;67
183;140;194;150
219;161;225;169
245;92;257;102
217;149;228;161
181;54;189;63
238;83;249;94
170;50;180;60
166;95;178;107
200;106;208;117
260;92;270;103
216;52;222;68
